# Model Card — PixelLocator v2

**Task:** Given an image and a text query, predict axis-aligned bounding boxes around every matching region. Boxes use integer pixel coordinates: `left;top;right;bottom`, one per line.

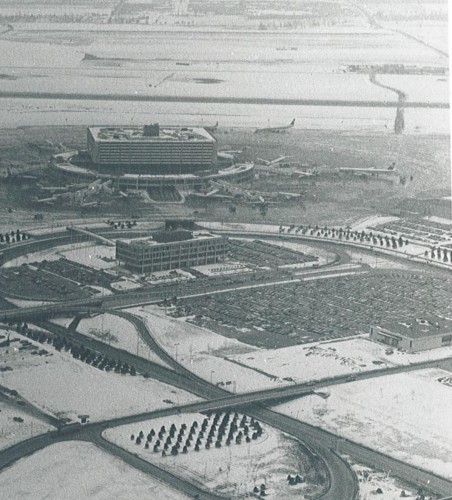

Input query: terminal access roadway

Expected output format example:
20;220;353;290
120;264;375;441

1;224;452;497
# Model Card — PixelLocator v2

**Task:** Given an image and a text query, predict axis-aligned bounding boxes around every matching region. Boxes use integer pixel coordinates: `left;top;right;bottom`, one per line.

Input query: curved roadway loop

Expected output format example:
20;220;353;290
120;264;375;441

1;225;452;497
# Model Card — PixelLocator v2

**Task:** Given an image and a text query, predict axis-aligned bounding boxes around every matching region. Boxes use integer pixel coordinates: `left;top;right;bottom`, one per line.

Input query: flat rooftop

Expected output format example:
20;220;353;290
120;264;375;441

118;231;223;248
375;315;452;339
89;126;215;143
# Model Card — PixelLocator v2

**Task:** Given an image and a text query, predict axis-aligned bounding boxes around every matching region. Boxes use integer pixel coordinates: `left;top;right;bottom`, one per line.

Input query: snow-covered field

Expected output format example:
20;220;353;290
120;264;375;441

0;441;189;500
127;306;280;392
230;335;452;383
347;249;412;270
0;401;54;451
125;305;452;390
378;74;449;104
77;313;171;368
275;368;452;479
0;327;197;422
1;96;447;133
104;412;323;498
348;457;419;500
3;241;117;270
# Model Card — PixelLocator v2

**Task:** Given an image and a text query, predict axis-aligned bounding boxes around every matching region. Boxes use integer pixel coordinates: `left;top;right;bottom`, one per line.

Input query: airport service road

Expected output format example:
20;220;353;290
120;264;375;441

0;384;60;429
93;435;222;500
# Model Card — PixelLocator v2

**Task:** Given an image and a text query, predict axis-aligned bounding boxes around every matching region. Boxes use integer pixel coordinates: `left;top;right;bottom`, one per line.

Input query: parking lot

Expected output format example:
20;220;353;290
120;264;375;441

371;218;452;246
176;270;452;348
228;239;318;268
0;266;90;301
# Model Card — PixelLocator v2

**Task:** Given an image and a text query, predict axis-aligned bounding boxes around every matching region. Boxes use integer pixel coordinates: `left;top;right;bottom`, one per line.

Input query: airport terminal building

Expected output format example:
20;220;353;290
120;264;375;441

116;230;228;274
87;124;217;174
370;316;452;352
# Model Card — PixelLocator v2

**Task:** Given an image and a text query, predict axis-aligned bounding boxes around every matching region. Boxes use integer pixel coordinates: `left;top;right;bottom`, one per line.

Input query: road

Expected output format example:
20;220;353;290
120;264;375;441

0;91;447;108
47;313;452;497
1;225;452;497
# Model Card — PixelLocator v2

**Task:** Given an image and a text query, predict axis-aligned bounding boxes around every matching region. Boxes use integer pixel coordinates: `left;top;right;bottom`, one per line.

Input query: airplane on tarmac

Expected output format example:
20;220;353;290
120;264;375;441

339;162;397;176
256;155;293;166
255;119;295;134
35;179;113;205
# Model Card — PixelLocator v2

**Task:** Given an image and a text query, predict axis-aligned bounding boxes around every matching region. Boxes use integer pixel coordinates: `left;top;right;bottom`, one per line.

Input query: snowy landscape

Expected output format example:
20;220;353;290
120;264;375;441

0;0;449;498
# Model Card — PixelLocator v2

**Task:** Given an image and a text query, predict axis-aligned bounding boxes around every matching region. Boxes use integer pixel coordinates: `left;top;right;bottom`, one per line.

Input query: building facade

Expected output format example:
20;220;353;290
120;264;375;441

370;316;452;352
87;125;217;174
116;231;228;274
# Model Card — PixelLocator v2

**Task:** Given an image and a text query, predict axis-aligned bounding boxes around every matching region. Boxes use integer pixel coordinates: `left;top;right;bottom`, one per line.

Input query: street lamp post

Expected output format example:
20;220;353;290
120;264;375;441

210;370;215;384
174;342;180;362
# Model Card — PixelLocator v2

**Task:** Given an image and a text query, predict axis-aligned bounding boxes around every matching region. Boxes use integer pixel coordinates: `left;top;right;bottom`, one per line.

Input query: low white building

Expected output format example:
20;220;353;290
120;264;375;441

370;316;452;352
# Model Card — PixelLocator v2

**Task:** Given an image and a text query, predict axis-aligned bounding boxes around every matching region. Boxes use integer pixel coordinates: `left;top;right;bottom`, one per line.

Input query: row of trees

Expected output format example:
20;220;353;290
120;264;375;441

280;224;409;249
0;229;30;245
15;322;136;376
426;247;452;262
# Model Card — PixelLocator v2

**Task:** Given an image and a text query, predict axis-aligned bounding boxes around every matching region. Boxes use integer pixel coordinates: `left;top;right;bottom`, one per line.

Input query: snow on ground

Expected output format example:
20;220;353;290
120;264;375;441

3;241;117;270
200;221;452;269
0;441;189;500
110;278;142;291
251;238;334;266
104;412;322;498
424;216;452;227
58;242;117;270
48;317;75;328
0;328;198;422
192;261;252;276
0;401;54;451
77;313;171;368
230;336;452;383
347;249;412;270
347;458;418;500
378;74;449;104
127;306;282;392
144;269;195;285
275;368;452;479
4;298;54;307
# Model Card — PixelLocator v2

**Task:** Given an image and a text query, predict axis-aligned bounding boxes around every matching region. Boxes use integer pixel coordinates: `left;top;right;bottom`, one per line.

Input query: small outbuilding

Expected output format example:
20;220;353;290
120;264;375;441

370;316;452;352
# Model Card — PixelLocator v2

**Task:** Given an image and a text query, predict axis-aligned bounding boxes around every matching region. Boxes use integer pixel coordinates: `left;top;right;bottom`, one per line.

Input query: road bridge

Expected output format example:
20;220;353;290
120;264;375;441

66;225;115;246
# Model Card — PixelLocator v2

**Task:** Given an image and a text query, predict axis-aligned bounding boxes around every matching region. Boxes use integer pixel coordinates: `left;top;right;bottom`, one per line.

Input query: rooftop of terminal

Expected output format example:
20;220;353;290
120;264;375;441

88;124;216;143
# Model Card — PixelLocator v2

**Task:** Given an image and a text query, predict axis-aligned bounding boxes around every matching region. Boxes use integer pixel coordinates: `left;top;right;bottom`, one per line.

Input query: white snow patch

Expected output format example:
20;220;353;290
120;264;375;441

77;313;171;368
0;401;54;451
3;298;54;307
230;336;452;383
1;329;197;422
275;368;452;479
104;412;320;497
127;306;281;392
110;278;142;291
48;317;75;328
0;441;188;500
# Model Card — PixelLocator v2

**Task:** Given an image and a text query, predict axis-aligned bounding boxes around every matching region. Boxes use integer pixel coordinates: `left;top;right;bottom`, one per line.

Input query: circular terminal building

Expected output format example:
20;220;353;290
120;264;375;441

52;124;254;191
